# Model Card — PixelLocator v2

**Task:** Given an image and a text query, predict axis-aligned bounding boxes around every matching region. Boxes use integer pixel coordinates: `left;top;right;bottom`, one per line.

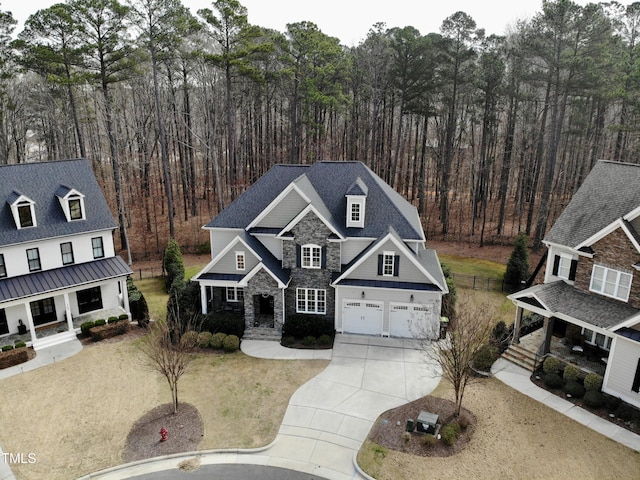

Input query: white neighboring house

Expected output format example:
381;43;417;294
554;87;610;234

0;159;132;349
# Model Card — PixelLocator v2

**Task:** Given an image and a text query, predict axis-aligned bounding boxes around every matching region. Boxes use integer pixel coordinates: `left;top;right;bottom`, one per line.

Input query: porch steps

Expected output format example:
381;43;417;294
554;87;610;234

502;343;539;372
242;327;282;342
32;331;78;351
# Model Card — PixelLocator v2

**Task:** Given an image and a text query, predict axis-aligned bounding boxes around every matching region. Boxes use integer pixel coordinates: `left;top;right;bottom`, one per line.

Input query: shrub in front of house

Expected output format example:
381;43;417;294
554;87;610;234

615;403;638;422
180;330;199;348
197;331;213;348
584;390;606;409
440;422;461;446
0;347;29;369
80;321;96;336
89;320;128;341
2;345;14;352
302;336;316;346
543;356;561;375
202;312;245;338
281;336;295;347
472;344;498;372
564;381;585;398
318;334;333;346
127;277;149;326
606;395;621;411
223;334;240;352
118;313;129;321
543;373;563;389
282;314;334;339
94;319;106;327
107;316;119;324
14;342;26;349
210;332;227;349
584;372;603;392
562;364;580;384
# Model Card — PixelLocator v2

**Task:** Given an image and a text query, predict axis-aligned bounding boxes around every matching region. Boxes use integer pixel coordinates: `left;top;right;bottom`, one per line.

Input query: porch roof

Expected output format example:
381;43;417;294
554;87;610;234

334;278;442;291
0;256;132;303
510;281;640;329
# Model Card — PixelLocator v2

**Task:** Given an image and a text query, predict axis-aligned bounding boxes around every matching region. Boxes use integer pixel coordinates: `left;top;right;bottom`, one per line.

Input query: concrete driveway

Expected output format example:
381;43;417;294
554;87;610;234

254;334;442;480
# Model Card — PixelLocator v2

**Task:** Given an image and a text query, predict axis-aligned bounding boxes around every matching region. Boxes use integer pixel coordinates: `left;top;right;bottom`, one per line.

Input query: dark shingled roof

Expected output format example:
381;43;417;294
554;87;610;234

205;161;423;240
0;159;117;247
335;279;442;291
0;256;132;303
513;281;640;329
545;160;640;247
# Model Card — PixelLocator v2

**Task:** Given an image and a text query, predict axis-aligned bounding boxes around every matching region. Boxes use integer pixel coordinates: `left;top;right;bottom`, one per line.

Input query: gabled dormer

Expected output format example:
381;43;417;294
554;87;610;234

7;191;36;229
345;177;367;229
56;185;86;222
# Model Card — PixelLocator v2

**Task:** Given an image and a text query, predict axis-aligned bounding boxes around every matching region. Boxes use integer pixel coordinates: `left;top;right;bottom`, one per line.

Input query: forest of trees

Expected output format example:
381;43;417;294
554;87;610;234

1;0;640;258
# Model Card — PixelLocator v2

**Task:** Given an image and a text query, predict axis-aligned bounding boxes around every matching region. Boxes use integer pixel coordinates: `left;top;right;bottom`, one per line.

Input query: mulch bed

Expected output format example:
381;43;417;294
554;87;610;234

367;396;476;457
123;402;204;463
78;322;148;347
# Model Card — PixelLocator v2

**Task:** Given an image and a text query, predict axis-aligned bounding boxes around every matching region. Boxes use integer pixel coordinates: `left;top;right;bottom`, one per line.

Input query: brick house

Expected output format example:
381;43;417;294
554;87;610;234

193;161;447;340
509;160;640;408
0;159;132;349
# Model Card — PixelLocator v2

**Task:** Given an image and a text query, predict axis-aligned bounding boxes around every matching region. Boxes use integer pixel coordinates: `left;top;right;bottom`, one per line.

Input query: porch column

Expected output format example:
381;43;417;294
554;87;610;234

24;305;37;345
121;278;131;315
511;306;523;344
542;316;554;355
200;284;208;314
64;293;73;331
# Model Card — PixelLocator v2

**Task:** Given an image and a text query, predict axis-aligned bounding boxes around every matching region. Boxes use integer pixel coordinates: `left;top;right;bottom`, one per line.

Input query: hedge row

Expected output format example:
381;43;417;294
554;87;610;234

80;315;129;342
282;314;334;339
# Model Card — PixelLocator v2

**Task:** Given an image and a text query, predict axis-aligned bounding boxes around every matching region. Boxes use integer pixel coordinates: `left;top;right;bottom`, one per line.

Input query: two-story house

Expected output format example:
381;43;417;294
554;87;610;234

193;161;447;340
0;159;132;349
509;160;640;409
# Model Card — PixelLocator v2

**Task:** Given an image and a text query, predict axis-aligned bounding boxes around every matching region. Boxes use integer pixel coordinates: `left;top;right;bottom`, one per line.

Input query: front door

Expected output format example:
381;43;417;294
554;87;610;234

0;309;8;335
30;298;57;326
258;295;274;315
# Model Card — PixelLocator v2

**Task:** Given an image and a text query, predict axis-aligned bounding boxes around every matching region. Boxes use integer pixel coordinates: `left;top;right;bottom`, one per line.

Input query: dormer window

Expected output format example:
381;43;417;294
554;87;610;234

8;192;36;229
345;177;367;228
56;186;86;222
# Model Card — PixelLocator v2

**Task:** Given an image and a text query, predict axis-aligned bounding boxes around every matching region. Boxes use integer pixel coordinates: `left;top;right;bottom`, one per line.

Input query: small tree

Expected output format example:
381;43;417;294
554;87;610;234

440;263;457;320
504;232;530;289
139;292;198;414
422;300;496;416
163;237;185;292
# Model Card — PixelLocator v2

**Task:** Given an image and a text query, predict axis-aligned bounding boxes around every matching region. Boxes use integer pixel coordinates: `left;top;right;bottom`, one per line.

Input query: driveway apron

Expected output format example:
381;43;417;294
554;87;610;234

252;334;442;480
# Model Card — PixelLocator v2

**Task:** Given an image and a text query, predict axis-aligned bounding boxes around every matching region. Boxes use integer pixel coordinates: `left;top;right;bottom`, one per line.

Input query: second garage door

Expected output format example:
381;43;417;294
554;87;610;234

342;300;383;335
389;303;431;338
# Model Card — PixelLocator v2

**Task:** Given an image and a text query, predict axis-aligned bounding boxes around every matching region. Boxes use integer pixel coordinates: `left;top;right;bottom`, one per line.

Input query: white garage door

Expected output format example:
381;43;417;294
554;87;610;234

342;300;383;335
389;303;431;338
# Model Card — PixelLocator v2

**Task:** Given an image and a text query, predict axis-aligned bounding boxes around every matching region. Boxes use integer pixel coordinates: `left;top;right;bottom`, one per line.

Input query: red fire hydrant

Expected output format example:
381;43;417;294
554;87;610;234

160;427;168;442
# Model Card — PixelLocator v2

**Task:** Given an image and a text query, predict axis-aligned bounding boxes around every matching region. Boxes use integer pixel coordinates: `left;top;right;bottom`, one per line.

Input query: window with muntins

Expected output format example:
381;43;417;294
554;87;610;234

302;245;321;269
18;203;34;228
296;288;326;314
590;265;632;301
226;287;244;302
92;237;104;259
69;197;83;220
27;248;41;272
0;254;6;278
60;242;74;265
383;253;395;276
235;252;245;270
351;203;360;222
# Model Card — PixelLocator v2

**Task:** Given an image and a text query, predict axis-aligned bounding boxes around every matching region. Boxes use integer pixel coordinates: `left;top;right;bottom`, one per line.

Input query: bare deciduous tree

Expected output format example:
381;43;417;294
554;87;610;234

420;300;496;417
138;297;198;414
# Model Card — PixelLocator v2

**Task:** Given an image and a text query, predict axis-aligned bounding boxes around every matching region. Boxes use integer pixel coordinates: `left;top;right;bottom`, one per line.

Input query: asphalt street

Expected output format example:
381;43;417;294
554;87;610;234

129;463;328;480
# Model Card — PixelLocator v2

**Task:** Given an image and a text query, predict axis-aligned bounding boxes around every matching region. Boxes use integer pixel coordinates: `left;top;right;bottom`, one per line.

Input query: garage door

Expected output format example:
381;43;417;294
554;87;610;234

342;300;383;335
389;303;431;338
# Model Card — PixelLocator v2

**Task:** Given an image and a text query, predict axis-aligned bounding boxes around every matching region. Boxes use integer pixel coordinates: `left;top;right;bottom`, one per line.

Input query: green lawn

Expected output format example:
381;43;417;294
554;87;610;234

439;253;506;280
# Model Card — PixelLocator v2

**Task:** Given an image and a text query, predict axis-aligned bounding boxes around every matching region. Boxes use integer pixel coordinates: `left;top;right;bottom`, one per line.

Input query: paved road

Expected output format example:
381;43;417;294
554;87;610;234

129;463;328;480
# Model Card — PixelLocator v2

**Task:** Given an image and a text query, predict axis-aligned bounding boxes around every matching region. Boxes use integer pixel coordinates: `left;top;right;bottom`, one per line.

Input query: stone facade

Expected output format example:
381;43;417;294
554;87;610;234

243;269;283;332
574;227;640;308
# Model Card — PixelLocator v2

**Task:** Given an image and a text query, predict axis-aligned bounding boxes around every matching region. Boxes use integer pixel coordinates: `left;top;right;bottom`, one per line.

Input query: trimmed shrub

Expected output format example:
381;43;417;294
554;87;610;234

282;314;334;339
504;232;530;290
473;344;498;372
223;334;240;352
127;277;149;325
210;332;227;349
281;336;295;347
543;373;563;389
90;321;128;341
80;321;96;337
440;263;457;320
180;330;199;348
543;356;561;375
302;336;316;346
421;434;438;446
440;422;461;446
118;313;130;321
202;312;245;338
615;403;637;422
563;364;580;384
584;372;603;392
492;320;510;353
584;390;606;409
197;331;213;349
0;348;29;369
318;334;333;346
564;381;585;398
14;341;26;349
94;319;106;327
163;238;185;292
107;316;119;324
606;396;621;411
2;345;14;352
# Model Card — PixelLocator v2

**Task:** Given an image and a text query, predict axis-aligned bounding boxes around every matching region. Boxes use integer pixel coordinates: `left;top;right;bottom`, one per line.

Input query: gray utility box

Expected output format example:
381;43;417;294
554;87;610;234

416;410;439;434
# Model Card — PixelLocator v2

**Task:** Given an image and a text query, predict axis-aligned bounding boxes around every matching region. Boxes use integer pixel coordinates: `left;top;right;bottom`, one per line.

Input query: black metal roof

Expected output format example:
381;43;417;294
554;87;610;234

0;159;117;247
0;256;132;303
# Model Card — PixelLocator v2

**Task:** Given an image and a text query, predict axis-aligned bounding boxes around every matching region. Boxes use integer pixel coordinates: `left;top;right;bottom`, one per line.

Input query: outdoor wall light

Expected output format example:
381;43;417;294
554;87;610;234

361;291;365;299
410;294;414;302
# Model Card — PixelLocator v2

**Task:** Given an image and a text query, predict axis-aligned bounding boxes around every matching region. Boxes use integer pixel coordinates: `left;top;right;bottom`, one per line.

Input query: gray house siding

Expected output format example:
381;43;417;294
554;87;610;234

255;189;307;228
347;241;428;284
208;247;260;274
210;230;243;257
603;336;640;407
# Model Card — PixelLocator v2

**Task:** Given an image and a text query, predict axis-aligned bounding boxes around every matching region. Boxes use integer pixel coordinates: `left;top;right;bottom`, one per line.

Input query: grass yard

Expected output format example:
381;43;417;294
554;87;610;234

439;253;506;280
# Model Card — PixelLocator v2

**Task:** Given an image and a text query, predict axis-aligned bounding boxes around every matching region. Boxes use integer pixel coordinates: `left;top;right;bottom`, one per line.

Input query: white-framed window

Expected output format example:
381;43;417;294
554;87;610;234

351;202;361;222
296;288;326;314
27;248;41;272
581;328;613;351
383;251;395;276
302;244;321;269
226;287;244;303
235;251;245;270
0;253;6;278
92;237;104;259
590;264;632;302
346;197;365;228
60;242;74;265
11;197;36;229
556;255;572;279
57;188;86;222
68;196;84;220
